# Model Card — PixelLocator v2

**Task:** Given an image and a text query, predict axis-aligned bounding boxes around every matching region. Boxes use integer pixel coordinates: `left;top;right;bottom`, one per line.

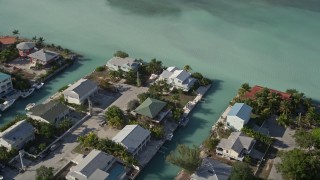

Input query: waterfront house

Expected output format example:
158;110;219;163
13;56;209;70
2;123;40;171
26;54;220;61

16;42;35;57
158;66;196;92
0;36;16;49
28;49;60;66
63;78;98;105
134;97;169;123
216;132;255;161
0;73;13;97
66;149;127;180
226;103;252;131
244;85;291;100
112;125;151;156
190;158;232;180
27;101;70;125
0;120;35;151
106;57;140;72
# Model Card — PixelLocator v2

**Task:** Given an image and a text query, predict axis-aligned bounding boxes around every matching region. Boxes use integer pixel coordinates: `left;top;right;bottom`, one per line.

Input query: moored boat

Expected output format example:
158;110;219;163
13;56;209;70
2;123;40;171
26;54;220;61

0;99;16;111
25;103;36;111
21;88;35;98
32;82;44;90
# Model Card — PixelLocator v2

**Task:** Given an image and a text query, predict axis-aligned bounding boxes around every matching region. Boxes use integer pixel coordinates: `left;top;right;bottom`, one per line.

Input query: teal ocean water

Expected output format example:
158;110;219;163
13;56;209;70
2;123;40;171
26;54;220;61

1;0;320;179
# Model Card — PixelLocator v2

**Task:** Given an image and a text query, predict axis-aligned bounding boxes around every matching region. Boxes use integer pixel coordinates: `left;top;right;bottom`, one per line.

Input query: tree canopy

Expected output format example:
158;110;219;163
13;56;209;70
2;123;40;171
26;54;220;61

105;106;126;128
229;162;256;180
146;58;163;74
36;165;54;180
277;149;320;180
113;51;129;58
166;144;201;173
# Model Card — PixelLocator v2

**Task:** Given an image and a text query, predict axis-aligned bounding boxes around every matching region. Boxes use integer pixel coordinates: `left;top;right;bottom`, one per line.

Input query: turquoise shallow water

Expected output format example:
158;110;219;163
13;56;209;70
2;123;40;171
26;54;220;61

1;0;320;179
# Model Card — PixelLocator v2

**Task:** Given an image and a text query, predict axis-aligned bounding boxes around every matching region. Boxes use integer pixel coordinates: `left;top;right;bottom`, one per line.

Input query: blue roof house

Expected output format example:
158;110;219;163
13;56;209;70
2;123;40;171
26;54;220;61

227;103;252;131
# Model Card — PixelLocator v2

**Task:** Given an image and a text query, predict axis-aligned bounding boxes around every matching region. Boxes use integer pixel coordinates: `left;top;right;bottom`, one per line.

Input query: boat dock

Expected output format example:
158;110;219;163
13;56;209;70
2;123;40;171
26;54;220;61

179;84;212;127
211;105;232;131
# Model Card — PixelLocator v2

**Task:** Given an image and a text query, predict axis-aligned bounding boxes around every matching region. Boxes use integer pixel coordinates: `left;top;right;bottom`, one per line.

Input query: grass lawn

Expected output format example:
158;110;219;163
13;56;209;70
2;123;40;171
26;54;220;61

72;144;92;155
161;93;196;108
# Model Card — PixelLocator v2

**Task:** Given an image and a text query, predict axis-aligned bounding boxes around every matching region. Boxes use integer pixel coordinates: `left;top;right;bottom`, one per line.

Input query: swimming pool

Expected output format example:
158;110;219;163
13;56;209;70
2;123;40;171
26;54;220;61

107;162;126;180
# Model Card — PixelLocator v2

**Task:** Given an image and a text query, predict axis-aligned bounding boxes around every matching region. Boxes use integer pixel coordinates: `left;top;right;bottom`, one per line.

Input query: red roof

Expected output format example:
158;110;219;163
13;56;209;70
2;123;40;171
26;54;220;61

0;36;17;45
244;85;291;100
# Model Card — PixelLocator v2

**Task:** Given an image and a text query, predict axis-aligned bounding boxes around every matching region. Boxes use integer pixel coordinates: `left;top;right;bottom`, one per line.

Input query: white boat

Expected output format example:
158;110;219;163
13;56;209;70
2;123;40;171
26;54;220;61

21;88;35;98
32;82;44;90
25;103;36;111
166;133;173;141
1;99;16;111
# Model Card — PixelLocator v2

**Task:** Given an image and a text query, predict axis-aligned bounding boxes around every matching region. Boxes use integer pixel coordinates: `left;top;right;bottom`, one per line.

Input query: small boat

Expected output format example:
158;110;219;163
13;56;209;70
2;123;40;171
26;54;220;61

25;103;36;111
21;88;35;98
1;99;16;111
166;133;173;141
32;82;44;90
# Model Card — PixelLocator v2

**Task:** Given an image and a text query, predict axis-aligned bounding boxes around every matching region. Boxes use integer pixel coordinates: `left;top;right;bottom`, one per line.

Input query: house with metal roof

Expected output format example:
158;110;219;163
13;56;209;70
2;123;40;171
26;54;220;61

134;97;169;123
216;132;255;161
16;42;35;57
106;57;140;72
28;49;60;66
227;103;252;131
27;101;70;124
0;73;13;97
112;125;151;156
190;158;232;180
63;79;98;105
0;120;35;151
158;66;196;92
66;149;127;180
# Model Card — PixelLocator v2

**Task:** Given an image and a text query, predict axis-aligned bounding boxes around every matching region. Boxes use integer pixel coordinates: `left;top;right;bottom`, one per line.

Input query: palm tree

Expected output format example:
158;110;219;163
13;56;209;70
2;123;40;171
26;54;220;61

12;29;19;36
32;36;37;42
184;65;192;72
215;122;224;138
277;113;290;127
37;37;45;47
146;58;162;74
172;94;180;107
280;100;291;116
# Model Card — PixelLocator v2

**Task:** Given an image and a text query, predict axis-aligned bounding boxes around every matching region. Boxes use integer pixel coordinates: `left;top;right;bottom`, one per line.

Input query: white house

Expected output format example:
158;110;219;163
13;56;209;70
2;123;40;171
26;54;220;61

112;125;151;156
27;101;70;125
227;103;252;131
0;73;13;97
158;67;196;92
216;132;255;161
106;57;140;72
63;79;98;105
66;149;126;180
0;120;35;151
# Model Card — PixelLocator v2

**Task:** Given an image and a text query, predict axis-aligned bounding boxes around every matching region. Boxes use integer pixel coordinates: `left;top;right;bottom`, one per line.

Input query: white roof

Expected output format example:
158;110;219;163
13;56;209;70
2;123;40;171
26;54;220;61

69;149;114;180
63;79;97;99
112;125;151;154
16;42;35;50
107;57;137;67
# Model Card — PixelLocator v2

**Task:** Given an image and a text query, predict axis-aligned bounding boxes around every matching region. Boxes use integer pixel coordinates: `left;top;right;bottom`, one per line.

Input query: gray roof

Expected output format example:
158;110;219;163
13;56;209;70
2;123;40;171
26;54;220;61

28;49;59;62
228;103;252;121
69;149;114;180
28;101;69;124
217;132;254;154
191;158;232;180
159;70;173;79
0;72;10;82
112;125;151;154
16;42;35;50
107;57;138;67
63;79;97;99
0;120;34;145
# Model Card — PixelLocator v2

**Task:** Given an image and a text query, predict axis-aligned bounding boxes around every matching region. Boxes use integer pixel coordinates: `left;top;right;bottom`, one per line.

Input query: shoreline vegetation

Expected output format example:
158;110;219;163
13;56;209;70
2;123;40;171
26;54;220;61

0;30;79;90
173;83;320;180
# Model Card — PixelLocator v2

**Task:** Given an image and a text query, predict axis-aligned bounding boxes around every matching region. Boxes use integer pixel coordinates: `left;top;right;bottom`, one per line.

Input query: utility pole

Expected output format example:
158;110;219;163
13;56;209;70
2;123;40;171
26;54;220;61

136;71;141;87
19;150;25;170
88;97;92;115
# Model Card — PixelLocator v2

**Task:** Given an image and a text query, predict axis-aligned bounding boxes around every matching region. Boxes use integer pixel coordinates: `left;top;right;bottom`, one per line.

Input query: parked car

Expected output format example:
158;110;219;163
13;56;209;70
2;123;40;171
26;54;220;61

50;142;61;151
39;150;50;159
